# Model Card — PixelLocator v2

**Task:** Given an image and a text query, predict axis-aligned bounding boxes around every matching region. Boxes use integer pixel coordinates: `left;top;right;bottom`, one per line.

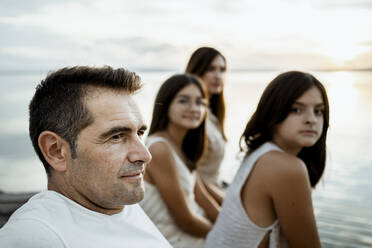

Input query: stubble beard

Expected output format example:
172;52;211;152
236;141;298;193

115;179;145;205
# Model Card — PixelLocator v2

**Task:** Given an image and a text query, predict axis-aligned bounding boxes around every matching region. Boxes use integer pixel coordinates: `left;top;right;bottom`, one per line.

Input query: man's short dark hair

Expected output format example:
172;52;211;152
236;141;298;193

29;66;142;176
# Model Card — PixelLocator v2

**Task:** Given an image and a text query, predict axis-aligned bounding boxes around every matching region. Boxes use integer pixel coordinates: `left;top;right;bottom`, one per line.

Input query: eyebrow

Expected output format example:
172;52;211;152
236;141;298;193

176;95;190;98
176;94;203;99
209;65;226;70
99;125;147;139
293;101;325;107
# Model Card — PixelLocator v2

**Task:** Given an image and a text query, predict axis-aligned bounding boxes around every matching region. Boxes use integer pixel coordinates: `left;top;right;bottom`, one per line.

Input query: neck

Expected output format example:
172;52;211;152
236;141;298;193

164;124;188;147
271;138;302;156
48;176;124;215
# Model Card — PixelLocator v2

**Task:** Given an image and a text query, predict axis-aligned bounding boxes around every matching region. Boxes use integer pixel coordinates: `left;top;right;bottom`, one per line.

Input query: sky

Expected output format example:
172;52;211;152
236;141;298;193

1;0;372;72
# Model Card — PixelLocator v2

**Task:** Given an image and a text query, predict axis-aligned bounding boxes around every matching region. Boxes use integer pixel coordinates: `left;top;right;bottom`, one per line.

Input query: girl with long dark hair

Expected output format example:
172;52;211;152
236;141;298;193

186;47;228;195
205;71;329;248
140;74;221;248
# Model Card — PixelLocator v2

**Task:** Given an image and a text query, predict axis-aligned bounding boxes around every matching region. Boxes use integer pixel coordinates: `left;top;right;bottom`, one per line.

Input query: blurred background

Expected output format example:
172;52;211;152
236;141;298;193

1;0;372;247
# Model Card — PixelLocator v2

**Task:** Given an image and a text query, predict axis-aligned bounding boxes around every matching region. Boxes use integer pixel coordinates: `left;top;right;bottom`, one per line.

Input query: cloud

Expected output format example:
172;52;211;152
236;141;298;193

316;0;372;9
350;51;372;69
228;50;333;71
361;41;372;47
0;0;73;16
0;133;34;158
1;0;372;71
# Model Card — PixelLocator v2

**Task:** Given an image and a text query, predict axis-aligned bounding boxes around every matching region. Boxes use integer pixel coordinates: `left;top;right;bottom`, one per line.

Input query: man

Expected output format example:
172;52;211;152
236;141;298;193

0;66;172;247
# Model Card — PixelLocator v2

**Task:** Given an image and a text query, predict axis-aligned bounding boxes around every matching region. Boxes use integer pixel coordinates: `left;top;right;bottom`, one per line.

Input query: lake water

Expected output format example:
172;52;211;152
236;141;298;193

0;70;372;247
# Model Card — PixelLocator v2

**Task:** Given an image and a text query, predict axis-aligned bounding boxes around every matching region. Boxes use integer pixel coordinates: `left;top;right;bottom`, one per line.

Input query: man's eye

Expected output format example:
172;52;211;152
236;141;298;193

111;134;123;141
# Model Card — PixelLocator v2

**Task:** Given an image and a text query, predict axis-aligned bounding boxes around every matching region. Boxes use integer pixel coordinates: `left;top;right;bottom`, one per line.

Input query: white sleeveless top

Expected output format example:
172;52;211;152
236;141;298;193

197;112;226;187
204;142;289;248
139;136;205;248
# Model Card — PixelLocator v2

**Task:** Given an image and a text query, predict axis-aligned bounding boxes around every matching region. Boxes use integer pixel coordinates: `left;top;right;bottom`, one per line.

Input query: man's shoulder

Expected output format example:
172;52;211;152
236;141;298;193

9;191;65;219
0;200;172;248
2;190;75;236
0;216;65;248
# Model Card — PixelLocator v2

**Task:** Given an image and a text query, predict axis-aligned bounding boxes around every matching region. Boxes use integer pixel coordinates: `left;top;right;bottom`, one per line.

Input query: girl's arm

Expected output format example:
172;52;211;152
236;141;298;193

146;141;212;237
194;173;221;222
264;152;322;248
198;177;225;206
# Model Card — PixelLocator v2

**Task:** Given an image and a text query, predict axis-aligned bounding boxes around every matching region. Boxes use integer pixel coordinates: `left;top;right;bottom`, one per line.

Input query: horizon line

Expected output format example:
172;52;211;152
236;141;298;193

0;67;371;75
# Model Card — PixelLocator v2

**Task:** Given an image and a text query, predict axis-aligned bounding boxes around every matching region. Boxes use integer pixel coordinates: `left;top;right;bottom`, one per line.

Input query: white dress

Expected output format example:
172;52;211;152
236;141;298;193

140;136;205;248
197;112;226;187
204;142;289;248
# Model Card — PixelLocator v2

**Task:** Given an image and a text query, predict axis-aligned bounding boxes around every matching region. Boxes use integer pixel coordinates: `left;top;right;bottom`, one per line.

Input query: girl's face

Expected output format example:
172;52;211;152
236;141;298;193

168;83;207;130
272;86;325;155
201;55;226;95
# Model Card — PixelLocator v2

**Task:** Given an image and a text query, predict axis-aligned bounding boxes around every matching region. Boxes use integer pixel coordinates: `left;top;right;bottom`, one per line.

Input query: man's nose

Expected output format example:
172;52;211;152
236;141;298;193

128;138;152;164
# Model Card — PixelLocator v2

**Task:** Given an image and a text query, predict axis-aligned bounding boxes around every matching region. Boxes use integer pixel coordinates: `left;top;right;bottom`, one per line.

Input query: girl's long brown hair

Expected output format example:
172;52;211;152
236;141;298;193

149;74;207;170
185;47;227;140
240;71;330;187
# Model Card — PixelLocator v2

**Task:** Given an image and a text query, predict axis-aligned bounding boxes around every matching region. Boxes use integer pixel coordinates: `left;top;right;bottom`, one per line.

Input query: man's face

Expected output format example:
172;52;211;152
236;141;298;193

65;88;151;211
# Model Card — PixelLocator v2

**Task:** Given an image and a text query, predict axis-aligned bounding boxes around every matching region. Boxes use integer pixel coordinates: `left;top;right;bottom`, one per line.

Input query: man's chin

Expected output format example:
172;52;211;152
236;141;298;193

123;187;145;205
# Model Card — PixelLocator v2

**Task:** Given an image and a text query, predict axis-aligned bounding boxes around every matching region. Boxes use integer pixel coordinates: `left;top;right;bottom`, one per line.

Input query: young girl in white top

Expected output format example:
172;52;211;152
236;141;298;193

140;74;221;248
186;47;228;200
205;71;329;248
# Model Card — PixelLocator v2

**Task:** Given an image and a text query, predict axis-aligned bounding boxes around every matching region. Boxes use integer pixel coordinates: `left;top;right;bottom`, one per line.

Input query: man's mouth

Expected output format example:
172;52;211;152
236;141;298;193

120;169;144;180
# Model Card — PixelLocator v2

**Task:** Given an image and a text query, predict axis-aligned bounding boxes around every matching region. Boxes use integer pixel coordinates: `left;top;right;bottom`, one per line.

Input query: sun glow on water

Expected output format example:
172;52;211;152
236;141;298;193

324;71;361;134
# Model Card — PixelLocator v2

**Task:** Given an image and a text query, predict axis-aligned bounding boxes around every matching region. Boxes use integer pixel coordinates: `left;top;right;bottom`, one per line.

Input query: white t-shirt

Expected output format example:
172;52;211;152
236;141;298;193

0;190;172;248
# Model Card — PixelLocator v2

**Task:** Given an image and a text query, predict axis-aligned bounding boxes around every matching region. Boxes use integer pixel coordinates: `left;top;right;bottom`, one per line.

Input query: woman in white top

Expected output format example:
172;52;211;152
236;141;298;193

186;47;228;196
140;74;221;248
205;71;329;248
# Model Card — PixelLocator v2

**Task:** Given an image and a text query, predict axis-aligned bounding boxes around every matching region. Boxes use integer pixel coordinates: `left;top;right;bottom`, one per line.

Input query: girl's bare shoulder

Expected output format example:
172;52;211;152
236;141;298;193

146;135;176;172
147;134;172;157
255;151;309;183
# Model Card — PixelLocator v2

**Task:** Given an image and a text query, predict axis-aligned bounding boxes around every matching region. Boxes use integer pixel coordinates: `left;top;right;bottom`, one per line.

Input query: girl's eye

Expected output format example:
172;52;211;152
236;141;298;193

207;66;215;72
178;99;188;104
137;130;145;137
291;107;301;113
315;109;324;116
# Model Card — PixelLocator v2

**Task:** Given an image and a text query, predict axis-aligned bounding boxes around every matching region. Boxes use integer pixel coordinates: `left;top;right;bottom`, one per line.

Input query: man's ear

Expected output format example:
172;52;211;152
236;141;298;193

38;131;71;172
